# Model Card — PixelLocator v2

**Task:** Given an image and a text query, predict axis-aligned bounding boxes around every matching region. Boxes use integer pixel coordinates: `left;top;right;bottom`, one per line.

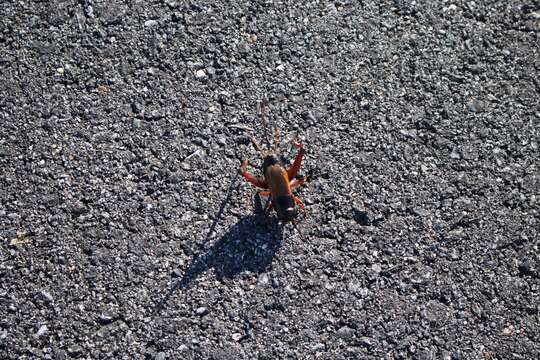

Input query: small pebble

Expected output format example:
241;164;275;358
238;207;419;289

441;351;452;360
257;273;270;287
336;326;355;339
145;19;158;27
165;0;178;7
171;269;182;278
180;162;191;171
500;326;514;336
450;148;461;159
98;312;117;325
371;263;382;274
359;336;374;347
67;345;83;356
35;325;48;338
353;208;371;226
195;307;208;316
41;290;54;303
347;280;361;293
467;100;484;113
285;285;296;295
216;136;227;146
195;69;206;78
145;109;163;120
359;288;370;297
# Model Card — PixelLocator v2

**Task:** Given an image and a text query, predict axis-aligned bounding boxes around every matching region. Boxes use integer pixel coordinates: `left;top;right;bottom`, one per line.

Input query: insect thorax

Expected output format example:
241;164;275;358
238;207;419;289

261;154;280;174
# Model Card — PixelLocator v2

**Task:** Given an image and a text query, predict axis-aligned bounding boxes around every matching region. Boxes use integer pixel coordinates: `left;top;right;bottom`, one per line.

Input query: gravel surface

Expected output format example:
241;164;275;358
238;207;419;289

1;1;539;359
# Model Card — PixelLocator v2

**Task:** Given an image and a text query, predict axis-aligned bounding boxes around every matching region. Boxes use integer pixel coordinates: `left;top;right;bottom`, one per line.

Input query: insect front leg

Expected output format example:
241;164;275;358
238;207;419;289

290;176;309;190
287;137;306;180
239;160;268;188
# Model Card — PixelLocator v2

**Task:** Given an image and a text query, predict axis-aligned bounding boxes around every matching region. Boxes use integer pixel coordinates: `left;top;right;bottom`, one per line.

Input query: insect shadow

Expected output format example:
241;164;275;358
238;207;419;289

152;174;282;314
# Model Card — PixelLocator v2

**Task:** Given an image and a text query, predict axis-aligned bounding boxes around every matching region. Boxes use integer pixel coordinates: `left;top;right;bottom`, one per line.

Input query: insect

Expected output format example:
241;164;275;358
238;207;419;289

238;103;309;226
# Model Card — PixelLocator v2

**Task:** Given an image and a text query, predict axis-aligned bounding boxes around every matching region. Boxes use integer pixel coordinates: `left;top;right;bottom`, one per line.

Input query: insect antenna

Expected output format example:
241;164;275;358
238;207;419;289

258;99;272;150
273;127;281;154
248;133;264;155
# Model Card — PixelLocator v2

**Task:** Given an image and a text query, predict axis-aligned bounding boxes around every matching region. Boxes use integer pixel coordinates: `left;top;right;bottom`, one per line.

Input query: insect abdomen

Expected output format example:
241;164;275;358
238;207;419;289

274;194;296;222
264;165;291;197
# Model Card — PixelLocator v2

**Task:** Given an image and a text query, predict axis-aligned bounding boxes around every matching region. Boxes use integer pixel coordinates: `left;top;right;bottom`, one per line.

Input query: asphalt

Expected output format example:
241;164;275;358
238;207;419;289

1;1;539;359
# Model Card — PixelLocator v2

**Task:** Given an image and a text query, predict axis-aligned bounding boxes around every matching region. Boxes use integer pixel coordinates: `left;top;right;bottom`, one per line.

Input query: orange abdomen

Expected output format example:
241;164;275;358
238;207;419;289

264;165;291;198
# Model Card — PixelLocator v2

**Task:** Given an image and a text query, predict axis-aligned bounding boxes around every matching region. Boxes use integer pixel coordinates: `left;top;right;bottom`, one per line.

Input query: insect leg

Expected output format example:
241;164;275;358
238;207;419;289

239;160;268;188
286;137;306;180
292;219;306;241
265;201;274;216
260;99;271;149
290;176;310;190
263;199;275;227
292;195;306;213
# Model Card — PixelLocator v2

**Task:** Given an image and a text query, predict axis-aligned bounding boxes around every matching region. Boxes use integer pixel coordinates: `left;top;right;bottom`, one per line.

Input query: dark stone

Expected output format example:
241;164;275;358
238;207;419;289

353;208;371;226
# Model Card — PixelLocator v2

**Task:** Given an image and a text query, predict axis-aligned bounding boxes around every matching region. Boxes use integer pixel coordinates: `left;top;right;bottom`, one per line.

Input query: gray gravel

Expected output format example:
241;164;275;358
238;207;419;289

1;1;539;359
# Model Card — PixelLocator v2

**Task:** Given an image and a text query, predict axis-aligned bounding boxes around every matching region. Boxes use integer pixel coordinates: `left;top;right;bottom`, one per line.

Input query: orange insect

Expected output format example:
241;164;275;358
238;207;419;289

239;103;309;224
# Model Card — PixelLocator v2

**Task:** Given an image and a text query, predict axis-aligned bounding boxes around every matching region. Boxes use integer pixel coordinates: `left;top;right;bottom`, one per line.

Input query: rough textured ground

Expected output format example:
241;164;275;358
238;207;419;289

1;0;539;359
